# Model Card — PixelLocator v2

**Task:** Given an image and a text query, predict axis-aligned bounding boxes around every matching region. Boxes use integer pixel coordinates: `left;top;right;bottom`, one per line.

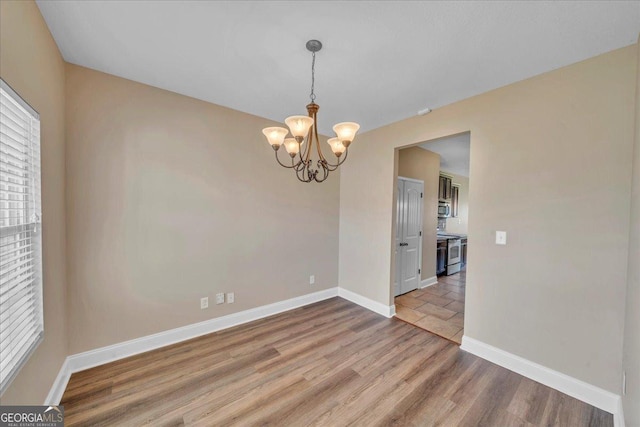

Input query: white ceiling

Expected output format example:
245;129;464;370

419;133;470;177
36;1;640;135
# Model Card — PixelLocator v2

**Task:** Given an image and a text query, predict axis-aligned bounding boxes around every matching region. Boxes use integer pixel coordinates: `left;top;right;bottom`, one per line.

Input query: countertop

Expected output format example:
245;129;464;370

437;233;468;242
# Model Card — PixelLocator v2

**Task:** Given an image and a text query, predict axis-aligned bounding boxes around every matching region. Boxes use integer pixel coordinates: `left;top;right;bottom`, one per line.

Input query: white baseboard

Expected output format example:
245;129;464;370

419;276;438;288
46;286;398;405
45;287;339;404
389;304;396;317
44;292;626;426
44;358;71;405
338;287;395;318
461;336;622;421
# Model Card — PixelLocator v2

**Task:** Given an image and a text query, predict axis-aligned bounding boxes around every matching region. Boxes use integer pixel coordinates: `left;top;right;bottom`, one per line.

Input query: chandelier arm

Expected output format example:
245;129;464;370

294;159;306;173
296;170;308;183
321;162;329;181
297;128;311;165
316;143;327;163
303;126;314;165
294;159;313;182
313;112;328;164
295;164;304;181
274;149;300;169
299;163;313;182
296;169;308;183
302;135;312;164
323;163;338;172
314;161;329;182
295;144;303;166
323;162;338;172
322;147;349;169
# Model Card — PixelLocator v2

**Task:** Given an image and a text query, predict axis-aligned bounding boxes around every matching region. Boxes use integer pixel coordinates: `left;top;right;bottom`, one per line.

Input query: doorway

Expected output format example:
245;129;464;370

392;133;470;345
394;177;424;297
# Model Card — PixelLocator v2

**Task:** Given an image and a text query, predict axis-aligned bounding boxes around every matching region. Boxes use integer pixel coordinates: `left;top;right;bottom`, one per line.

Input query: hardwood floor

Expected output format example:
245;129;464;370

61;296;612;426
395;271;466;344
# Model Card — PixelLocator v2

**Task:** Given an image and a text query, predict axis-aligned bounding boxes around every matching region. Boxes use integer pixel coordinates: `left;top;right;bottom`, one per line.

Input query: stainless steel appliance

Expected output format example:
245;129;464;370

447;238;461;275
438;201;451;218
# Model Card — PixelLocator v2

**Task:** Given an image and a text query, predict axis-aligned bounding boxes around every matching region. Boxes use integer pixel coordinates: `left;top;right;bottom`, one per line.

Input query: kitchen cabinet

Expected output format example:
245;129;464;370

451;185;459;218
438;175;452;201
436;240;447;276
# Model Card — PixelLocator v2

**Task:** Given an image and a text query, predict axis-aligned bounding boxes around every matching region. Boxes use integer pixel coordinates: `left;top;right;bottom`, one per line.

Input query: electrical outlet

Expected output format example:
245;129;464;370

216;293;225;304
496;231;507;245
227;292;234;303
623;371;626;395
200;297;208;309
309;275;315;285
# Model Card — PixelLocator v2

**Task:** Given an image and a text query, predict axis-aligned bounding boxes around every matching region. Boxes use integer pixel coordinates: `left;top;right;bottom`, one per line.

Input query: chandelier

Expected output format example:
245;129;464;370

261;40;360;183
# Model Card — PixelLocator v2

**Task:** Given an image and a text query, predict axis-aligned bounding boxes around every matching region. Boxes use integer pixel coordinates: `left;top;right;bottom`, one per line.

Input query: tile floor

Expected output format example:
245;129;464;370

394;271;466;344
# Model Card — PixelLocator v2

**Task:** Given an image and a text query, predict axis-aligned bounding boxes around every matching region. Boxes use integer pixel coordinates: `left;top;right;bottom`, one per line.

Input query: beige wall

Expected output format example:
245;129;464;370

622;39;640;425
339;46;636;393
443;171;469;235
65;65;340;354
0;0;68;403
398;147;440;280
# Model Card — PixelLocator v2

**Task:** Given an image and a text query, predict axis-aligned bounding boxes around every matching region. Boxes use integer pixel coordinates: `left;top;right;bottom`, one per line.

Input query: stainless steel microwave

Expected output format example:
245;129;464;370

438;201;451;218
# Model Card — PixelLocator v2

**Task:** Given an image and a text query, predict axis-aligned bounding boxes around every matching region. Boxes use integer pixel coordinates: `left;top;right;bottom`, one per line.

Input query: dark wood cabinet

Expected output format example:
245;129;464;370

451;185;459;218
438;175;452;201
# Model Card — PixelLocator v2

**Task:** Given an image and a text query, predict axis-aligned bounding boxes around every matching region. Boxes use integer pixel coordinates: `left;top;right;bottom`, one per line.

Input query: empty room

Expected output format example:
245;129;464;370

1;1;639;426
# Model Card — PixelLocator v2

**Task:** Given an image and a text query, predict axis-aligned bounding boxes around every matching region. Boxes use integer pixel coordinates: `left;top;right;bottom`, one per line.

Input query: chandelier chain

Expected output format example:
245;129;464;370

310;51;316;103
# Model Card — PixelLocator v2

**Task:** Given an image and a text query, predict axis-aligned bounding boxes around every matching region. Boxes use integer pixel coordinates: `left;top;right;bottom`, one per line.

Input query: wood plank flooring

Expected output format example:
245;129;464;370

61;296;612;426
395;272;466;344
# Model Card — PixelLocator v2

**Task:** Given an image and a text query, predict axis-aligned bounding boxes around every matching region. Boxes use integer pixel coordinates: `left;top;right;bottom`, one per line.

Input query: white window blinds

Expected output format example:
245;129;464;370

0;79;43;396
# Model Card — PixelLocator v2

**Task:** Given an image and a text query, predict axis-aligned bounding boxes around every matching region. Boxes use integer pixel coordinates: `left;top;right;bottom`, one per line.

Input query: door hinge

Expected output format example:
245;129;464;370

419;231;422;236
420;192;423;198
418;268;421;274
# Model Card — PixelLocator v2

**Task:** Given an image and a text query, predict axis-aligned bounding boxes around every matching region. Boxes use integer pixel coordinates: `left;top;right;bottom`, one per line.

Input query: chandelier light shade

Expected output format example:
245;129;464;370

261;40;360;183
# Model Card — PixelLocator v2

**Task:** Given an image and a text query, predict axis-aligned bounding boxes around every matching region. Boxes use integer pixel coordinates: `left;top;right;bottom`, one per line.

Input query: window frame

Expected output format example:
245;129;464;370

0;78;44;396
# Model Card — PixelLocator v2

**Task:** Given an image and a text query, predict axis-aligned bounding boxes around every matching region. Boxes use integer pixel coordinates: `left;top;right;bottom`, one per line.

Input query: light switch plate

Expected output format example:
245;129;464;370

200;297;209;309
227;292;234;304
496;231;507;245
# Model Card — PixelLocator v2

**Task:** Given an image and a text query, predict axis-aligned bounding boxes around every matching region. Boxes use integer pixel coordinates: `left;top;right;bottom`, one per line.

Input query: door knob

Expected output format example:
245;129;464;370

400;242;408;246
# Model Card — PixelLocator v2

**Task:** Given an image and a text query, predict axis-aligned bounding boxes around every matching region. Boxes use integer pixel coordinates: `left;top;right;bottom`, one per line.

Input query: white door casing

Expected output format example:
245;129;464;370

394;179;402;296
395;178;424;296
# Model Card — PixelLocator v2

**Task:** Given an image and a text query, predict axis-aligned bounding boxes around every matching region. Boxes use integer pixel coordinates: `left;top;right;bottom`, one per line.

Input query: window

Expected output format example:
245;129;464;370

0;79;43;395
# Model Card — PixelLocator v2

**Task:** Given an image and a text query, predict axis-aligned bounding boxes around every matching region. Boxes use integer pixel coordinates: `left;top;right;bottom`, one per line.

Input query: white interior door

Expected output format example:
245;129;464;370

395;178;424;296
